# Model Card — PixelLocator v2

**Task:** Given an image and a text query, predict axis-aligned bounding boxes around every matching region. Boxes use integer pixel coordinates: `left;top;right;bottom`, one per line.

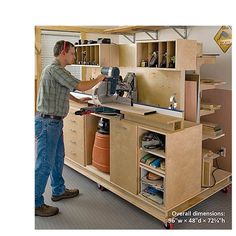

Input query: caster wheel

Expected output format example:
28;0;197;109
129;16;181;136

164;222;174;229
97;184;106;191
222;186;230;193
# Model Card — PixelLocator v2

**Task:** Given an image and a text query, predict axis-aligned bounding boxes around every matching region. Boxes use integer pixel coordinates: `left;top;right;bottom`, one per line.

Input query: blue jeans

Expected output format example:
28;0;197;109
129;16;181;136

35;116;65;208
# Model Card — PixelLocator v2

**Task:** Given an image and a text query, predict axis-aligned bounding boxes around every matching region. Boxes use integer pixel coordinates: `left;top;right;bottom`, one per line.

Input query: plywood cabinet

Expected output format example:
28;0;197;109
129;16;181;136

110;119;138;194
138;123;202;209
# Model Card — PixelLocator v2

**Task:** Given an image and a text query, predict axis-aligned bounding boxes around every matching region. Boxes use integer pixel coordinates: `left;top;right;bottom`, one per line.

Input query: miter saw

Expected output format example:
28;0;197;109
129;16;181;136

75;67;137;116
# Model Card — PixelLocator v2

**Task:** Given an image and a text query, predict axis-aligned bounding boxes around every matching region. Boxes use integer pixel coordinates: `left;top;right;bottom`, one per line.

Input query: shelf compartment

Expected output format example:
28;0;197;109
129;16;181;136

159;42;167;68
140;168;164;205
167;41;176;68
136;42;148;67
148;42;159;67
139;129;166;153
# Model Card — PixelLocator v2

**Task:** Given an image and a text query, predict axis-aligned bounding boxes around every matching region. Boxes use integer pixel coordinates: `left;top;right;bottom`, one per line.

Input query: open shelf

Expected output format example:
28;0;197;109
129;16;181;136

136;40;175;69
140;162;165;177
140;167;164;205
140;147;166;159
200;102;221;116
202;122;225;141
200;109;215;116
202;133;225;141
200;79;226;91
136;39;197;70
74;43;119;67
75;44;100;66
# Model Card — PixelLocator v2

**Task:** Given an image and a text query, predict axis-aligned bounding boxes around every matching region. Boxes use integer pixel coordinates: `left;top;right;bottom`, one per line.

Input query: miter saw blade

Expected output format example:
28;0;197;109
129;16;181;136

92;81;117;105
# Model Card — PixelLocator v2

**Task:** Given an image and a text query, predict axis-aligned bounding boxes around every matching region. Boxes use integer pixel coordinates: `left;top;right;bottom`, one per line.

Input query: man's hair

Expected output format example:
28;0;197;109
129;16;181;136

53;40;74;57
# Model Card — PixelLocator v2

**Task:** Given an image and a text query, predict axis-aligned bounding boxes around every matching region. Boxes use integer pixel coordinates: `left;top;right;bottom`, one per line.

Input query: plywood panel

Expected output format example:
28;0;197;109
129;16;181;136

119;44;135;67
185;80;198;122
109;44;119;66
85;67;185;110
99;44;110;66
165;124;202;209
110;119;138;194
176;39;197;70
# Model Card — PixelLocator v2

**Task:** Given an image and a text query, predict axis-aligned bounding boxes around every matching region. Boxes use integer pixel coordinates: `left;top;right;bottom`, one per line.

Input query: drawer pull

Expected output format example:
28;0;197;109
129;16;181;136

70;129;77;133
70;140;76;144
70;151;76;155
70;120;76;123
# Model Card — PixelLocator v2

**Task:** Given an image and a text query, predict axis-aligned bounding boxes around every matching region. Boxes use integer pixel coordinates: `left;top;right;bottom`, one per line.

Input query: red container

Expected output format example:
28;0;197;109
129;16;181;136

92;132;110;173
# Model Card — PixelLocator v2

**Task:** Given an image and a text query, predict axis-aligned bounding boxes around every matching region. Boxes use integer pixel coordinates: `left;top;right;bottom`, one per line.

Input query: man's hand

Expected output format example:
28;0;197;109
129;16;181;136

79;97;92;103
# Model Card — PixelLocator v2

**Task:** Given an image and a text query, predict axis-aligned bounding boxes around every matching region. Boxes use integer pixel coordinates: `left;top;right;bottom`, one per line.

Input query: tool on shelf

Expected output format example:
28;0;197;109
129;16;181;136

169;94;177;110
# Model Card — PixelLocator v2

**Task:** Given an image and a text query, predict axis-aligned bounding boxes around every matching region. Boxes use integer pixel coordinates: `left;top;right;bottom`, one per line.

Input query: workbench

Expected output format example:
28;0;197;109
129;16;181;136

63;101;231;229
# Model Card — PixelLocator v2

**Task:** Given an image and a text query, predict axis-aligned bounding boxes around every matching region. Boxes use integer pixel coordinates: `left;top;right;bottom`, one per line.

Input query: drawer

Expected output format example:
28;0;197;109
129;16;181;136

64;137;84;164
64;113;83;129
64;126;82;141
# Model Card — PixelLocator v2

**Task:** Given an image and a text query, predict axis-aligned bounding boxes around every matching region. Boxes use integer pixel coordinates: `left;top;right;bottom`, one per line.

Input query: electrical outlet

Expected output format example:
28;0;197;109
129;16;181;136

220;147;226;157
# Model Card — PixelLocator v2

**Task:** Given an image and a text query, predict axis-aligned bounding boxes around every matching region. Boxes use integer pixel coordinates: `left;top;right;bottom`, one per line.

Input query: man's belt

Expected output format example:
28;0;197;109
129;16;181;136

40;114;63;120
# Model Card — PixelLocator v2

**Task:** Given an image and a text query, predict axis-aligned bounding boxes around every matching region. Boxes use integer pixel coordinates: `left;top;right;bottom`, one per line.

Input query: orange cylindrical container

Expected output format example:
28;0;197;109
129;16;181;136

92;132;110;173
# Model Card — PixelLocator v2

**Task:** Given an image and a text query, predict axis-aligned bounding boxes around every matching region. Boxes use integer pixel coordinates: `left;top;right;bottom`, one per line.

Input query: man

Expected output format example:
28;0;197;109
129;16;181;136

35;40;105;217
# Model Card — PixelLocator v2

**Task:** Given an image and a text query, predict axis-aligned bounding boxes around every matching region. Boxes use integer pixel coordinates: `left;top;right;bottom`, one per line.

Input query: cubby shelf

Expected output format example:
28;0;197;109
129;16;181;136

136;39;197;70
74;43;119;67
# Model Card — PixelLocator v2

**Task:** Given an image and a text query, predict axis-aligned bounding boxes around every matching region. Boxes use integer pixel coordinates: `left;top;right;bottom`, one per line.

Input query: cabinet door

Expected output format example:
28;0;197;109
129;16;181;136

110;119;138;194
64;107;85;165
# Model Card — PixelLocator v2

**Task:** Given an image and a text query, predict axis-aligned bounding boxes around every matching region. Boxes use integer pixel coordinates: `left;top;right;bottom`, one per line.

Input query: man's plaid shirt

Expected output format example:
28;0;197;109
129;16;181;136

37;59;80;117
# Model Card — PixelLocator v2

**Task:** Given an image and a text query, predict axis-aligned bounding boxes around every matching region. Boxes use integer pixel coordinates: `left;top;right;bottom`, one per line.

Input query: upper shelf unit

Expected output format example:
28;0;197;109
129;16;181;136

136;39;197;70
74;44;119;67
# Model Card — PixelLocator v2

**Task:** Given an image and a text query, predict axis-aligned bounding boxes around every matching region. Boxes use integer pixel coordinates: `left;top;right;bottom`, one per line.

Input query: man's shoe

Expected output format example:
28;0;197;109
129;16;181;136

51;188;79;202
35;204;59;217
